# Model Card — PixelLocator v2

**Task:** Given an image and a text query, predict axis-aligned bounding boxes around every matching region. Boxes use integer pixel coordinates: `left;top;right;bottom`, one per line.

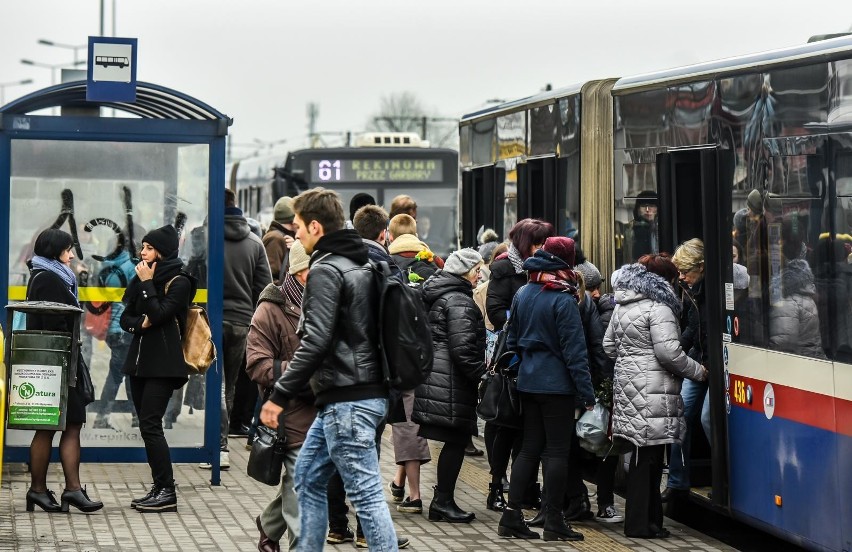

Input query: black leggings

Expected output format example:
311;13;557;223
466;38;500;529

436;442;467;493
508;393;574;510
484;422;522;484
130;376;185;487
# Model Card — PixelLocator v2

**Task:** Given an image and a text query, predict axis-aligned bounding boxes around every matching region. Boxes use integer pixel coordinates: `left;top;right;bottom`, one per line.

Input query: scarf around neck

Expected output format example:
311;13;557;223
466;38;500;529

282;272;304;309
528;269;579;298
31;255;79;305
507;244;525;274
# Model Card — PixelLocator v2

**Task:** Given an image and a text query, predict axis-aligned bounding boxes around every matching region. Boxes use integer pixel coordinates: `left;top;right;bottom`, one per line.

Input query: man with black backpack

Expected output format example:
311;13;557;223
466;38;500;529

260;188;399;551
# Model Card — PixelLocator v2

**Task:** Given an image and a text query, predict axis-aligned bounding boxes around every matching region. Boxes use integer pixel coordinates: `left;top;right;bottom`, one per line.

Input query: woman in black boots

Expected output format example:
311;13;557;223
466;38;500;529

496;237;595;542
25;229;103;513
413;249;487;524
121;224;196;513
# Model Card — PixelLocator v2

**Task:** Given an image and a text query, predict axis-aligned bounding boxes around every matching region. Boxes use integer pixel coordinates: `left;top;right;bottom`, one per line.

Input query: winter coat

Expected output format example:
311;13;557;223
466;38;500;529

597;293;616;330
472;280;494;331
246;283;316;449
262;221;294;285
26;269;81;387
271;230;386;407
389;233;443;282
603;264;705;447
769;259;826;359
507;279;594;404
120;259;198;380
680;278;708;363
224;213;273;326
412;270;487;435
580;292;613;387
486;256;527;329
364;239;403;283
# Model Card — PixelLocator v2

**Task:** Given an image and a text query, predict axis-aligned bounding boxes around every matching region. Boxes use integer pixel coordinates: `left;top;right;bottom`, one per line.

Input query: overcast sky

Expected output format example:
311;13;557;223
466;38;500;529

2;0;852;157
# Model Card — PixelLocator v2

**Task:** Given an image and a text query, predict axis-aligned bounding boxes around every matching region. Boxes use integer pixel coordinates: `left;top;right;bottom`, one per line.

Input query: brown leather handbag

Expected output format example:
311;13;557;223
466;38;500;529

166;276;216;374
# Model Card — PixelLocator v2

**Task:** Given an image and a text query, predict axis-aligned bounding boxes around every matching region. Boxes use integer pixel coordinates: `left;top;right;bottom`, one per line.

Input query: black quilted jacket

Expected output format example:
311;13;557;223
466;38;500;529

412;270;487;434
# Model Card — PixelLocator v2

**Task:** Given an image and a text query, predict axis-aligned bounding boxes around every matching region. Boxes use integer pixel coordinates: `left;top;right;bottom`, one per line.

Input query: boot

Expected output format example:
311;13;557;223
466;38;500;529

60;486;104;513
428;486;475;523
486;483;507;511
497;507;540;539
25;488;62;512
131;484;160;509
563;493;593;521
542;505;584;542
525;486;547;526
136;486;177;513
521;482;542;510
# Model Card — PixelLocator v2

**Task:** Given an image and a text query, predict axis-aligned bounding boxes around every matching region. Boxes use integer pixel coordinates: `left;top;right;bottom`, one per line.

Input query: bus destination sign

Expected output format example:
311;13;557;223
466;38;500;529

310;159;443;183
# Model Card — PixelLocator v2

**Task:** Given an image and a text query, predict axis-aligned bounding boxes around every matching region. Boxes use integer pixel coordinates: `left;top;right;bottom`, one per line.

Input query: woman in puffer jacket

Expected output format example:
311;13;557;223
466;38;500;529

413;248;487;524
603;254;707;539
769;258;826;359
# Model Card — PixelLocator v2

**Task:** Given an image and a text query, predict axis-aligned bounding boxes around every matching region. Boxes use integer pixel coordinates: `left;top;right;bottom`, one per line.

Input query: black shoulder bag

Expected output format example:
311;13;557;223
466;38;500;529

476;301;521;428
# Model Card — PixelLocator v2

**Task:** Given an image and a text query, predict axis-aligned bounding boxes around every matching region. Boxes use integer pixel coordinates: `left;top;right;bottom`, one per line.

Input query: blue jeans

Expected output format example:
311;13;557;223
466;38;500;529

667;378;707;490
294;398;397;551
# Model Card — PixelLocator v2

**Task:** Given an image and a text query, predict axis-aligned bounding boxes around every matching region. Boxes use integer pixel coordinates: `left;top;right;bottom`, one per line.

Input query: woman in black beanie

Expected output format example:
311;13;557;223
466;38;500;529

120;224;197;513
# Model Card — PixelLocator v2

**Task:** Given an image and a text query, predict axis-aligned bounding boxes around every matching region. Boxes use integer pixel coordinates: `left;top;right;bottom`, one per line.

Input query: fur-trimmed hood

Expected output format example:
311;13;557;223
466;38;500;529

772;258;815;298
257;282;287;306
612;263;681;315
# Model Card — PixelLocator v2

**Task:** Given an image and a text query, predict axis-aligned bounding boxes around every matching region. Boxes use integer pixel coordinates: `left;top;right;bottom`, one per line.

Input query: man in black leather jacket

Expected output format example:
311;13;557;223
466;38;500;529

260;188;398;551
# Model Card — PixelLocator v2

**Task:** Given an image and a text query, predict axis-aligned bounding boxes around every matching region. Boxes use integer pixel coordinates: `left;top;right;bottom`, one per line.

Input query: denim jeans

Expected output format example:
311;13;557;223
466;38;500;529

294;398;397;551
700;389;712;444
260;446;301;550
667;378;708;490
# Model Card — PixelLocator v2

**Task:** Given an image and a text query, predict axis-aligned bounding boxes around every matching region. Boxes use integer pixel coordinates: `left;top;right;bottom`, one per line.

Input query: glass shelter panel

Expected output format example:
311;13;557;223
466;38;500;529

7;139;209;448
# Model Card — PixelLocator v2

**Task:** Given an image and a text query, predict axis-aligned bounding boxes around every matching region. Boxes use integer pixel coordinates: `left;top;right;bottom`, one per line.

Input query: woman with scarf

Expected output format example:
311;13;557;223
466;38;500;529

120;224;197;513
248;240;316;551
483;218;554;512
25;229;103;513
497;237;595;542
603;254;707;538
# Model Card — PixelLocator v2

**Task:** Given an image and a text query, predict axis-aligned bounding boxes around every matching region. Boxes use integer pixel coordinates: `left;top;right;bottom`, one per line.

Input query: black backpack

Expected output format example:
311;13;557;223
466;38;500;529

374;261;434;390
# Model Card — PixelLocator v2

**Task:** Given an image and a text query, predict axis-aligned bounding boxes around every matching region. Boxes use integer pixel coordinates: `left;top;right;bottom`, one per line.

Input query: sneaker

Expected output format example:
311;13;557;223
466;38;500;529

388;480;405;503
596;504;624;523
356;535;410;548
398;497;423;514
326;526;354;544
199;451;230;470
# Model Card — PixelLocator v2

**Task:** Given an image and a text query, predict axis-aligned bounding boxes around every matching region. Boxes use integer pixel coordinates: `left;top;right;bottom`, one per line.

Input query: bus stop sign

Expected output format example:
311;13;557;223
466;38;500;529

86;36;137;102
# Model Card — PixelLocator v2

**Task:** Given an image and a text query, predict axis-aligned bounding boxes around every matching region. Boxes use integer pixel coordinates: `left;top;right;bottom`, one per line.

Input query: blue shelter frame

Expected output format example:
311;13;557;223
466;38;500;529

0;81;230;484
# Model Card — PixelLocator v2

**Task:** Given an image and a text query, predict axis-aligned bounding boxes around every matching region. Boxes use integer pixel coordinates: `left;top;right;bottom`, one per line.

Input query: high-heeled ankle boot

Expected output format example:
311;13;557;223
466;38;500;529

542;505;584;542
525;487;547;526
60;486;104;513
486;483;507;511
428;486;475;523
136;486;177;513
521;482;542;510
26;489;62;512
131;484;160;509
497;507;540;539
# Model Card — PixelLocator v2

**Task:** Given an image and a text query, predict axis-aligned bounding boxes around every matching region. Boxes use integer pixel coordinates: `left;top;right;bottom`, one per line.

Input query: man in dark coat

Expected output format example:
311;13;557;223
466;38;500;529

263;196;296;285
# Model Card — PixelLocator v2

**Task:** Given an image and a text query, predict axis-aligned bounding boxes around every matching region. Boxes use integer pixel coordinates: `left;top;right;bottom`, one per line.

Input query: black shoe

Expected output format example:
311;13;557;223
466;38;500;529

163;419;173;430
397;497;423;514
136;486;177;513
543;505;584;542
60;486;104;513
520;482;541;510
25;488;62;512
525;509;545;527
131;484;160;509
228;424;250;438
464;443;484;456
497;508;540;539
486;483;507;511
660;487;688;503
388;480;405;503
428;486;475;523
564;493;593;521
355;534;410;549
326;526;354;544
627;527;671;539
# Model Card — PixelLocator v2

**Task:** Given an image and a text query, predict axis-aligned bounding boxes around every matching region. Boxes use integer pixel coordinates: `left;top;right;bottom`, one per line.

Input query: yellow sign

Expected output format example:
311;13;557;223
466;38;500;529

8;286;208;304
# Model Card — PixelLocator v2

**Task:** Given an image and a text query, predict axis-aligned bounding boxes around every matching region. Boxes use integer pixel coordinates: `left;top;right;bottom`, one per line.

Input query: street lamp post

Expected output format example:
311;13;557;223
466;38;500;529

37;39;88;65
0;78;34;105
20;59;86;86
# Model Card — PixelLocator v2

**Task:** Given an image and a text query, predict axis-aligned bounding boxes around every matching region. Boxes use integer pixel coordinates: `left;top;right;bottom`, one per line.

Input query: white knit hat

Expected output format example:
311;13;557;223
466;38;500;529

444;248;482;276
288;240;310;275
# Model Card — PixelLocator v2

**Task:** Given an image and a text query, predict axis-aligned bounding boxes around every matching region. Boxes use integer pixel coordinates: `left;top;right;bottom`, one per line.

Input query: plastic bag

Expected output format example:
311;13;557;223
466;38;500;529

576;401;610;454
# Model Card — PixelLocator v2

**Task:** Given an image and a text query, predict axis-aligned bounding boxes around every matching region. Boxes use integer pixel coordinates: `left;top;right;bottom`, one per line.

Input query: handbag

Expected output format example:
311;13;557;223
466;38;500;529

246;422;288;486
76;357;95;406
476;351;521;428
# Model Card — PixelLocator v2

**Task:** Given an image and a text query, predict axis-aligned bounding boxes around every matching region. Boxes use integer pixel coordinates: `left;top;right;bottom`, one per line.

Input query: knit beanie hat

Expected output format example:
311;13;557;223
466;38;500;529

541;236;575;268
142;224;179;259
288;240;310;275
274;197;294;224
575;261;602;288
349;193;376;221
444;248;482;276
746;189;763;214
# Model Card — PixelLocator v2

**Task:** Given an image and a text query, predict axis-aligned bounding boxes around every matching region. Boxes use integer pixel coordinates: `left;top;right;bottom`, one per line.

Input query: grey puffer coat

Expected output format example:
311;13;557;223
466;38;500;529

603;264;706;447
769;259;826;359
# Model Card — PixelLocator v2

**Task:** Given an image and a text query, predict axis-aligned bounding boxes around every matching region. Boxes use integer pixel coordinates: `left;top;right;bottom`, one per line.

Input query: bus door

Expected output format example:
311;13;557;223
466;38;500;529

461;166;505;248
656;146;733;511
517;157;557;225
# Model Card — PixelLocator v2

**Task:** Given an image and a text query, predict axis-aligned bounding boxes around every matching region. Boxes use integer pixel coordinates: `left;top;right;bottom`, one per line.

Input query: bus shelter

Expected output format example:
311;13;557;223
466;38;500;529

0;81;229;484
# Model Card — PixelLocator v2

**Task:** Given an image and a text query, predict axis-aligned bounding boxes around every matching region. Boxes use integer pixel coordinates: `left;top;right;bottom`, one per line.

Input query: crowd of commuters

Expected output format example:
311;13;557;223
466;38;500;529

22;184;748;551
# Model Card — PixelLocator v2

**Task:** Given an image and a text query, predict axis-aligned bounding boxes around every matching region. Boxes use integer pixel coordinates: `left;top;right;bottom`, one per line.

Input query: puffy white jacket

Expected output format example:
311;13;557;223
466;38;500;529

603;264;705;447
